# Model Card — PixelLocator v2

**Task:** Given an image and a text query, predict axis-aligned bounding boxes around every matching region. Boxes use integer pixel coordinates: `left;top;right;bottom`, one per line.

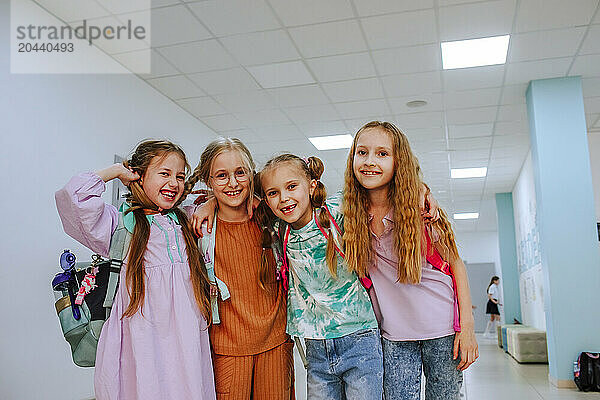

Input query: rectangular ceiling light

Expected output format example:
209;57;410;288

309;134;353;150
451;167;487;179
454;212;479;220
441;35;510;70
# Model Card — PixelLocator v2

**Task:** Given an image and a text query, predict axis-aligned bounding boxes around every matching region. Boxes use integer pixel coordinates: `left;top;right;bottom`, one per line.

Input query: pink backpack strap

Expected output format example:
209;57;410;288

424;229;461;332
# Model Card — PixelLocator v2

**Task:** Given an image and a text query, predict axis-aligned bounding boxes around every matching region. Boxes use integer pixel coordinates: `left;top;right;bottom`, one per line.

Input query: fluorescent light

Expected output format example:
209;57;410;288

441;35;510;70
309;134;353;150
454;213;479;220
451;167;487;179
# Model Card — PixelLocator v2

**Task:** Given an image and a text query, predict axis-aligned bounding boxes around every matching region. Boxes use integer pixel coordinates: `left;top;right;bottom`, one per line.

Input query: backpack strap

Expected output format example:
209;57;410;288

314;206;373;290
103;211;131;317
199;213;230;324
424;228;461;332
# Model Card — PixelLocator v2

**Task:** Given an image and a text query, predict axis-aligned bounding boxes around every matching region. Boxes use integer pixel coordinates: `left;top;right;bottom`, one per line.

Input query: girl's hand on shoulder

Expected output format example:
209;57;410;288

117;165;140;186
420;184;439;223
192;197;217;237
454;322;479;371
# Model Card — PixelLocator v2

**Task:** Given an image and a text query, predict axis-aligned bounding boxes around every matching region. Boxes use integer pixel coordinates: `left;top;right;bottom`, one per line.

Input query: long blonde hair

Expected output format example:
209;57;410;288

122;140;212;321
343;121;424;284
259;154;338;278
182;137;276;291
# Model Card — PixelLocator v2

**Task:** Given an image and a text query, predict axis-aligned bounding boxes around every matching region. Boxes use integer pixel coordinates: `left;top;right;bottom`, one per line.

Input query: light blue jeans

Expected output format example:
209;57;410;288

383;334;462;400
305;328;384;400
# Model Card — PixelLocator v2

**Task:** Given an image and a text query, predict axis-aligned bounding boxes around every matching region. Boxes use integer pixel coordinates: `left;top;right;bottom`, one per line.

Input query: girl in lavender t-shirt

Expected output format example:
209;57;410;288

55;140;215;400
342;121;479;400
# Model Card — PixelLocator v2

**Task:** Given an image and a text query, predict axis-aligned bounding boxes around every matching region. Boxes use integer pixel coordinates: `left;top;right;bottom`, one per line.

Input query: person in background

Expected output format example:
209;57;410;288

484;276;502;338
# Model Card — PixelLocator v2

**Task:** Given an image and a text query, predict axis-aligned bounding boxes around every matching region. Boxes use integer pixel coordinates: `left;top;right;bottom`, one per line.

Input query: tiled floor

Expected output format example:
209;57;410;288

462;335;598;400
293;334;599;399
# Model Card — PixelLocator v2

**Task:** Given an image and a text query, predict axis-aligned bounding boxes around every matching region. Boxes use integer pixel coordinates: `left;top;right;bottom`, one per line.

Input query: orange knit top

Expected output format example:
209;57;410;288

209;217;288;356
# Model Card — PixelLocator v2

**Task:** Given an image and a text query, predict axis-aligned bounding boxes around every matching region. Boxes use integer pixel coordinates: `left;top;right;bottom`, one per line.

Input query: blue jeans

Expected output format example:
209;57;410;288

305;328;384;400
383;334;462;400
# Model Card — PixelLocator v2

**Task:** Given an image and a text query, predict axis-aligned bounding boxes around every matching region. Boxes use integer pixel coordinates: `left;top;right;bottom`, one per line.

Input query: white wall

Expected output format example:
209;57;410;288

0;2;217;398
455;231;501;273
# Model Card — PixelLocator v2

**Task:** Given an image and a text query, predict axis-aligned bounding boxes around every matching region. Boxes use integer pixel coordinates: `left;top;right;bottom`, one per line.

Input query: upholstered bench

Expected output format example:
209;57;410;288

500;324;528;352
507;328;548;363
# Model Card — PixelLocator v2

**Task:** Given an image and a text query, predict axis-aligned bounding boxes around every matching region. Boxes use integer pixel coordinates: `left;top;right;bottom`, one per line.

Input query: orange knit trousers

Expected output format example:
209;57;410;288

213;340;295;400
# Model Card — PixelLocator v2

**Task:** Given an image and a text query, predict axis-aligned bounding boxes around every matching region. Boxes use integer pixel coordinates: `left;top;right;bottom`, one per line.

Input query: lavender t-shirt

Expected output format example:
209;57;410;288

368;210;455;341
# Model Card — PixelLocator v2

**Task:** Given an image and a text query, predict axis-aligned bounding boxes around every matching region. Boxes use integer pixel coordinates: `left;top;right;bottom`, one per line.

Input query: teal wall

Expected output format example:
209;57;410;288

495;193;522;325
526;76;600;382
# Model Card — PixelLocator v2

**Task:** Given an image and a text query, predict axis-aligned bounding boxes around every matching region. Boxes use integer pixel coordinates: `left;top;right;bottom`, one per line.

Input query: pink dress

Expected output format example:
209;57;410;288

55;173;216;400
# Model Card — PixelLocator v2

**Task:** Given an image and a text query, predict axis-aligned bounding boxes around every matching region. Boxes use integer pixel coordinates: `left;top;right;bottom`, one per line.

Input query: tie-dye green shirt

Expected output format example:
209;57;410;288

280;192;377;339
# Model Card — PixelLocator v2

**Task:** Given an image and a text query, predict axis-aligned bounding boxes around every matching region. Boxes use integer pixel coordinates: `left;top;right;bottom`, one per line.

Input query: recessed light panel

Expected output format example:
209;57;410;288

454;213;479;220
441;35;510;70
451;167;487;179
309;134;353;150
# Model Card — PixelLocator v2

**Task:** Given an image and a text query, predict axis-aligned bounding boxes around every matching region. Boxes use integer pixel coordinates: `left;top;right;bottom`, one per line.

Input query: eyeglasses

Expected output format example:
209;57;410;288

210;169;250;186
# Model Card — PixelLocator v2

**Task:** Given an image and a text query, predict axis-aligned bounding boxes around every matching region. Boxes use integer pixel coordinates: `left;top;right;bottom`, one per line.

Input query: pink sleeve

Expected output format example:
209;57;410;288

182;204;199;219
55;172;118;258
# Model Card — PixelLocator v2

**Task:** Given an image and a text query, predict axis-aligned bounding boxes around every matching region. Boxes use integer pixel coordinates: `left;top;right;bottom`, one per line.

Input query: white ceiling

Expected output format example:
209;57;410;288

37;0;600;232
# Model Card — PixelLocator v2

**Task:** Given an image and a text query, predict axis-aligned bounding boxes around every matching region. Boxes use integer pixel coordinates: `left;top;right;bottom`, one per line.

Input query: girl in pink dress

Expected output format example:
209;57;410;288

55;140;216;400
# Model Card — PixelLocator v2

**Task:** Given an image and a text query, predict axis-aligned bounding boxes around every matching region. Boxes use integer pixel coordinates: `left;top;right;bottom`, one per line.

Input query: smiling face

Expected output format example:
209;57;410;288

261;162;316;229
140;152;186;210
352;127;395;192
209;149;251;214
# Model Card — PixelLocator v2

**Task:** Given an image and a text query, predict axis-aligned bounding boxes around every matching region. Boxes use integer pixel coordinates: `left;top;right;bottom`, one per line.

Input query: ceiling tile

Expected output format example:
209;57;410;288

500;84;528;104
216;129;263;144
322;78;384;103
395;112;445;129
494;120;529;135
88;15;150;55
247;61;315;88
449;123;494;139
267;85;330;108
201;114;247;131
508;27;586;62
157;40;236;73
298;120;349;136
234;109;291;128
372;44;441;76
335;99;389;119
497;103;528;122
438;0;516;41
214;90;276;112
389;94;444;114
307;52;377;82
382;71;442;96
580;24;600;55
188;0;280;36
188;68;260;95
570;54;600;78
443;65;505;91
289;20;368;58
220;30;300;65
269;0;354;26
361;9;438;49
446;107;498;125
151;5;212;47
35;0;110;22
345;116;391;132
114;49;179;79
584;97;600;114
146;75;205;99
253;124;304;141
493;134;530;148
588;113;600;128
177;96;227;117
582;78;600;98
505;57;571;85
286;104;341;124
353;0;433;17
450;136;493;151
404;127;446;142
515;0;597;33
444;87;502;110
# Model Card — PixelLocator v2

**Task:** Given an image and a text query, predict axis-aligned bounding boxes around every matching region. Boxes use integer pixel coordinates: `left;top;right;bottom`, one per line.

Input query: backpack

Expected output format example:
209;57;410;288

52;212;130;367
575;352;600;391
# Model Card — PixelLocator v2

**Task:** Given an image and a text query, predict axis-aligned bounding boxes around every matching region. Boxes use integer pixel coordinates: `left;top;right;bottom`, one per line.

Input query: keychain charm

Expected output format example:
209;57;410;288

75;267;99;305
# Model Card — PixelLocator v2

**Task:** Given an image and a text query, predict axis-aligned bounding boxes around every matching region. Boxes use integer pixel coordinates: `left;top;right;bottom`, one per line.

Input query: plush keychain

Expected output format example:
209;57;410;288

75;267;99;305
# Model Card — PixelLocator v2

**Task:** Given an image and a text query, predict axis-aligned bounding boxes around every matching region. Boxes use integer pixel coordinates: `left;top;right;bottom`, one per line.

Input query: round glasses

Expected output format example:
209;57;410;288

210;169;250;186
